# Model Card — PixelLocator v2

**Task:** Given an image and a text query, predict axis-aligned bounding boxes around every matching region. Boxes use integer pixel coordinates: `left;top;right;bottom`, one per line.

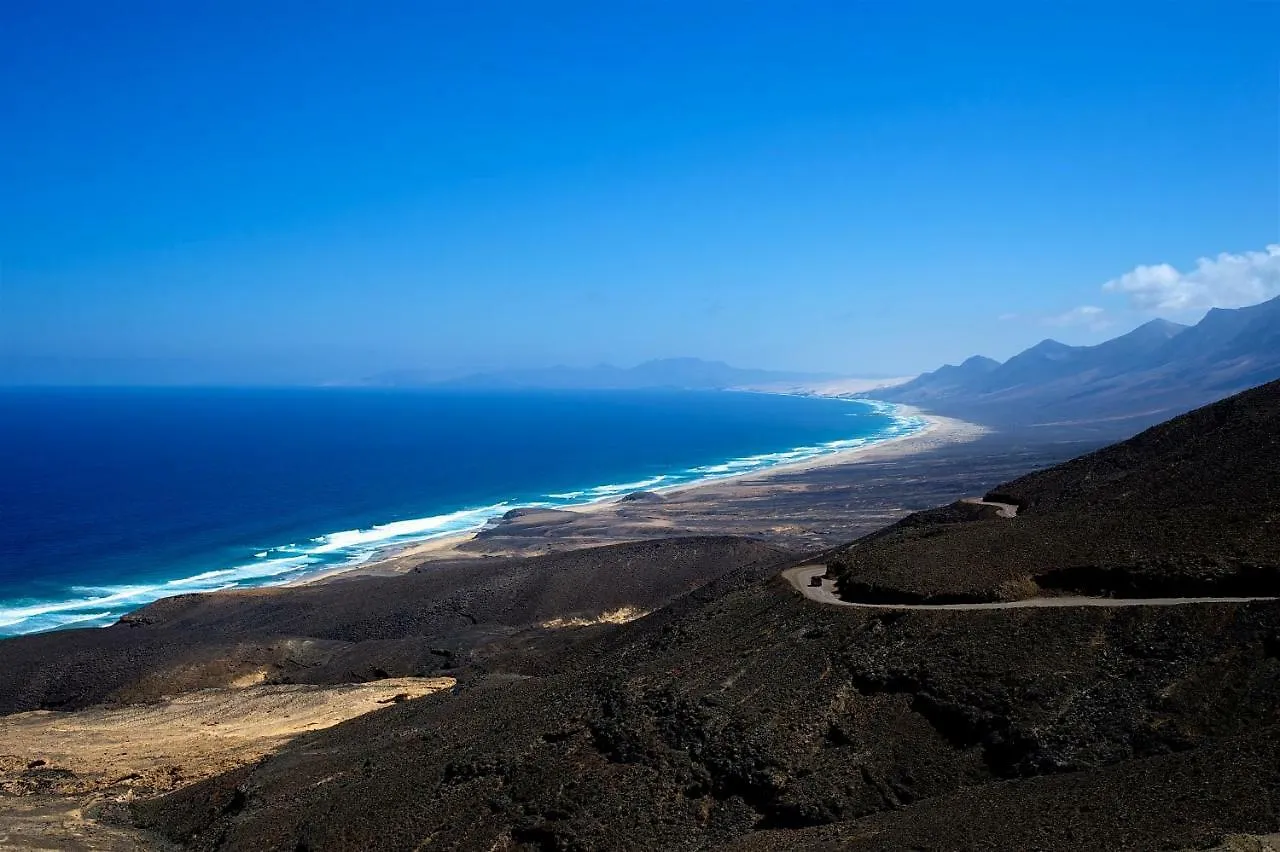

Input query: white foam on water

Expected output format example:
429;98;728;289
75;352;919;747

0;504;511;636
0;400;926;637
546;475;669;501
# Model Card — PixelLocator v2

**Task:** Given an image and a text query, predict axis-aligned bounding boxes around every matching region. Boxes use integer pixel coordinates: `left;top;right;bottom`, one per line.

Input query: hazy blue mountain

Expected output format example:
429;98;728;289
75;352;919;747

978;338;1084;392
1088;317;1189;368
883;319;1186;404
367;358;841;391
878;355;998;402
1158;297;1280;369
1157;305;1264;365
871;296;1279;432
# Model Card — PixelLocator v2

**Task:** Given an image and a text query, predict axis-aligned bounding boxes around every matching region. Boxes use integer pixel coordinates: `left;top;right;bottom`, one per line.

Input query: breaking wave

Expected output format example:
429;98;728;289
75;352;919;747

0;399;924;637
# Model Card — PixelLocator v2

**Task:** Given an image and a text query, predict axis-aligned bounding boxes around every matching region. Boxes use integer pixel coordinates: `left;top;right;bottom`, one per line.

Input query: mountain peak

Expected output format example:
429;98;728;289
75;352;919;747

1022;339;1074;357
1097;318;1188;350
1134;318;1188;336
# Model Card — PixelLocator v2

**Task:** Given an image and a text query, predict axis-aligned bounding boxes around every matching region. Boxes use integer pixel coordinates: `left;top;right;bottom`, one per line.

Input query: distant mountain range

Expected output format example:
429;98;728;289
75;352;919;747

366;358;843;391
869;294;1280;432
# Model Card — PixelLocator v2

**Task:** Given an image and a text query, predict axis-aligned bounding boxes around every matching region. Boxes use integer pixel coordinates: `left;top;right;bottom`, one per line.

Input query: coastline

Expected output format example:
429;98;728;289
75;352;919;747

0;398;980;631
293;405;987;586
656;403;980;488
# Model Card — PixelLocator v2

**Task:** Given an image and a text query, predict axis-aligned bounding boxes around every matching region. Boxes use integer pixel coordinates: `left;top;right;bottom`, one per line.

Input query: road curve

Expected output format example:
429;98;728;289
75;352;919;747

960;497;1019;518
782;565;1278;610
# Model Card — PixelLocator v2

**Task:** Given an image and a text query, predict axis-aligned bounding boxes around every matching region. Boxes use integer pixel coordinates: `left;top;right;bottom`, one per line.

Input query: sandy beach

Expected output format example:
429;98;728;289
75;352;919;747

295;408;992;584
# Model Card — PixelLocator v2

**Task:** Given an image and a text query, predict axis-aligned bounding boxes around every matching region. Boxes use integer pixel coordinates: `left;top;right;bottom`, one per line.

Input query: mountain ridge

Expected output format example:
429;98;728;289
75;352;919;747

869;295;1279;430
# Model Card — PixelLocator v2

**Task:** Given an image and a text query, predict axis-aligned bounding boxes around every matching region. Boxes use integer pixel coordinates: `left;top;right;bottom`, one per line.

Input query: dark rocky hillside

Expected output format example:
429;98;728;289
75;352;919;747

0;537;790;715
830;378;1280;602
133;568;1280;851
124;381;1280;850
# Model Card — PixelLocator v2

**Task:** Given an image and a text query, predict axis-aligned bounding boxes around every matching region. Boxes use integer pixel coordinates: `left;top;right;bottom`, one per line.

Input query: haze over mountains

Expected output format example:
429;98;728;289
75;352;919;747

871;294;1280;431
367;358;843;391
363;296;1280;438
369;296;1280;438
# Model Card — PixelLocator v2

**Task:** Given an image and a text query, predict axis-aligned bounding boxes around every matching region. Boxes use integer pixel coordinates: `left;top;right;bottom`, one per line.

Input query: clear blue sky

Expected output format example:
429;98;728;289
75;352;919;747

2;1;1278;384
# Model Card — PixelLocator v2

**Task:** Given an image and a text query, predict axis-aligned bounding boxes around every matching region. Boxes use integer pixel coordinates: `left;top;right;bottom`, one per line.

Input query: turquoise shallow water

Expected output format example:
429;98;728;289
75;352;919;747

0;387;922;636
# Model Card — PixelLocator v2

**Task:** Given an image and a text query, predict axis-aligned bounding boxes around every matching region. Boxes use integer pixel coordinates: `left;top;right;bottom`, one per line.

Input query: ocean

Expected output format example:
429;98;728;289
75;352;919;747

0;387;922;636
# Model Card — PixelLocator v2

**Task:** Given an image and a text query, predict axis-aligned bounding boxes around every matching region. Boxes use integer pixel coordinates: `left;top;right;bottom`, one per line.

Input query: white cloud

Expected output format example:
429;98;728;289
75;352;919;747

1044;305;1111;330
1103;244;1280;312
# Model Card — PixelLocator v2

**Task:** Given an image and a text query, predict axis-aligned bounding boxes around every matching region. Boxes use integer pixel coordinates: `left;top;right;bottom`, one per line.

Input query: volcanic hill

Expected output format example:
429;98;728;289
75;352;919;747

100;380;1280;850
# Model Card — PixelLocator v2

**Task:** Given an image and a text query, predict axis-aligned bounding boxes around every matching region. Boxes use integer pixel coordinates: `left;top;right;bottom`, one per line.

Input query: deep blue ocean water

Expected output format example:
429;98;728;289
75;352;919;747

0;388;921;636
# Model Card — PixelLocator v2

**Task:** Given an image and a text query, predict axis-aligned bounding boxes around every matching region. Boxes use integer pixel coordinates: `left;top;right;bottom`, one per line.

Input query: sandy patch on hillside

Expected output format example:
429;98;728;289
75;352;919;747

0;677;454;849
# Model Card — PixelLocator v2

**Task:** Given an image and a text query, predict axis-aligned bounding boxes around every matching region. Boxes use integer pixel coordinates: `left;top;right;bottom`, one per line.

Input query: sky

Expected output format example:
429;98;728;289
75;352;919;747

2;1;1278;384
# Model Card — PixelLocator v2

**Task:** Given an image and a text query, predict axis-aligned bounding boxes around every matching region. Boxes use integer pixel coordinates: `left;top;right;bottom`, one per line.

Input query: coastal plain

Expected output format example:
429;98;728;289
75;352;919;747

329;412;1047;575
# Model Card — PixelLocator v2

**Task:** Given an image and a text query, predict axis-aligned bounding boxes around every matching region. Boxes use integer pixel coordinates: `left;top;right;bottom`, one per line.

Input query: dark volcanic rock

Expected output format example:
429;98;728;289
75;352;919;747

618;490;665;503
133;577;1280;851
829;379;1280;602
0;537;792;714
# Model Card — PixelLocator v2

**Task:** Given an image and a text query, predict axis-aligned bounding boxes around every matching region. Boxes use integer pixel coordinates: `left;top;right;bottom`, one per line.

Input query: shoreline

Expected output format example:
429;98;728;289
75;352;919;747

292;404;986;586
1;399;982;631
294;398;942;583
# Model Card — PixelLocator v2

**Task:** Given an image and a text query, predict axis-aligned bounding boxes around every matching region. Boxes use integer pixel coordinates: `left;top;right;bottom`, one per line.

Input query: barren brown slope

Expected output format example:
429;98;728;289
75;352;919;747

133;570;1280;851
0;537;791;715
127;380;1280;851
0;678;453;851
829;378;1280;603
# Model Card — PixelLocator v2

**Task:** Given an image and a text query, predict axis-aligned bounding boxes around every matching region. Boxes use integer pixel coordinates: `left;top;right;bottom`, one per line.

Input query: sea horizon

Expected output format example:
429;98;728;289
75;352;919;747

0;387;925;637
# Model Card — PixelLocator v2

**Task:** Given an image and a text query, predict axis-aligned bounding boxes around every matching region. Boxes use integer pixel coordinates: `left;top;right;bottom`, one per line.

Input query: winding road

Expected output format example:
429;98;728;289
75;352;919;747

960;497;1019;518
784;494;1277;610
782;565;1279;610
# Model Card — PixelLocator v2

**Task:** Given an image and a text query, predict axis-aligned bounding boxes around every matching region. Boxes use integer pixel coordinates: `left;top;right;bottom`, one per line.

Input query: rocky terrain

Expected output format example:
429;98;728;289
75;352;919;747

3;382;1279;850
132;585;1280;851
0;537;793;849
0;537;791;716
830;378;1280;603
121;380;1280;850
